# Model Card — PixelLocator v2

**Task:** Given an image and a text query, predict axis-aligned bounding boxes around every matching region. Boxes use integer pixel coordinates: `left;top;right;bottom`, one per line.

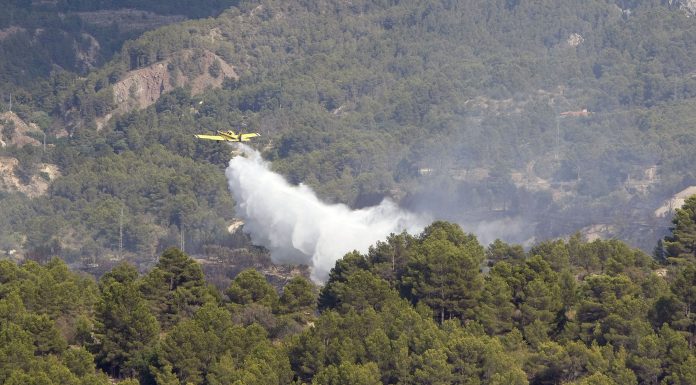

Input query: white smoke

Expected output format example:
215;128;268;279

464;217;536;248
225;145;427;282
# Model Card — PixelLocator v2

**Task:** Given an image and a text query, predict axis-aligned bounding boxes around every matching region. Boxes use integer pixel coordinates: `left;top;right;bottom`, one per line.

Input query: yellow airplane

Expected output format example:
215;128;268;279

194;130;260;142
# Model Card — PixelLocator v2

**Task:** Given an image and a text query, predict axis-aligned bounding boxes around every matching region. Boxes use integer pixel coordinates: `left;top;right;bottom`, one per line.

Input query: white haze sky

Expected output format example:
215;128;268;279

225;145;428;282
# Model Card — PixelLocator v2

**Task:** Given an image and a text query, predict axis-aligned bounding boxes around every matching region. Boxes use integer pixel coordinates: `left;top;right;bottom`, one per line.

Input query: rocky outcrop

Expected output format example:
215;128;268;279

0;157;61;198
668;0;696;16
0;112;42;148
0;112;64;198
566;33;584;47
109;49;237;121
654;186;696;217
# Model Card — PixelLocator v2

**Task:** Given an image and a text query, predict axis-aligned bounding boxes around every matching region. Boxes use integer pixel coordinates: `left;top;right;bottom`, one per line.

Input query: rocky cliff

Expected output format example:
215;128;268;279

97;49;237;129
0;157;60;198
668;0;696;16
0;112;42;148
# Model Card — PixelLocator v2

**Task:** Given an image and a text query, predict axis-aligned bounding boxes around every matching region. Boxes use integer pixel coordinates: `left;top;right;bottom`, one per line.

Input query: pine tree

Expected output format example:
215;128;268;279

401;222;484;323
663;195;696;265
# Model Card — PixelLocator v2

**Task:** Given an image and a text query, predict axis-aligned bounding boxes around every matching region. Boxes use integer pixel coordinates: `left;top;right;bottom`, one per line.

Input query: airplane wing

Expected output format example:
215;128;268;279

239;133;260;141
194;134;230;141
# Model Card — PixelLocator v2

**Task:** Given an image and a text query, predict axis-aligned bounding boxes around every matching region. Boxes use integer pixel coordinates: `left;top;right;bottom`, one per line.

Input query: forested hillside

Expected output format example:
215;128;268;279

0;0;238;95
4;1;696;384
3;0;696;263
3;217;696;384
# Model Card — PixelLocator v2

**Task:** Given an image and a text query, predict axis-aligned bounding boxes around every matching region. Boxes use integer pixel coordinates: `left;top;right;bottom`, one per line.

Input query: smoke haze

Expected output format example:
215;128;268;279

225;145;427;282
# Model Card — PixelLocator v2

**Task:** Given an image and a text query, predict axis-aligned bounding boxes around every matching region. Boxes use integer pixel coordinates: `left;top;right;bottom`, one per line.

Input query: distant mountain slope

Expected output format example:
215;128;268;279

4;0;696;263
0;0;239;96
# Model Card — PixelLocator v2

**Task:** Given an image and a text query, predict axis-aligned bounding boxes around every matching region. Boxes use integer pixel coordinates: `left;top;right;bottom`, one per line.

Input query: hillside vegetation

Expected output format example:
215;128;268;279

0;0;238;99
2;0;696;263
4;2;696;384
3;218;696;384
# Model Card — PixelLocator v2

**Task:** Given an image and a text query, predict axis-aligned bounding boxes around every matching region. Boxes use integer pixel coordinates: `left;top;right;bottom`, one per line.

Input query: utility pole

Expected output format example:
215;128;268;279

8;93;11;112
42;131;46;153
555;116;560;161
119;206;123;257
180;226;185;253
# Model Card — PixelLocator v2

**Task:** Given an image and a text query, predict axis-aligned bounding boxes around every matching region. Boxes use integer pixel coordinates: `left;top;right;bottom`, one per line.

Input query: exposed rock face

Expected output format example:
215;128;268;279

110;49;237;118
0;112;42;148
654;186;696;217
567;33;584;47
228;219;245;234
112;62;172;111
0;157;61;198
0;112;63;198
669;0;696;16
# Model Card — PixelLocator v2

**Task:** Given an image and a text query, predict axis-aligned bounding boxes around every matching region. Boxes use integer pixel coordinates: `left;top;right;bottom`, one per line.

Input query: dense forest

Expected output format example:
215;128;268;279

4;204;696;384
3;0;696;264
4;1;696;383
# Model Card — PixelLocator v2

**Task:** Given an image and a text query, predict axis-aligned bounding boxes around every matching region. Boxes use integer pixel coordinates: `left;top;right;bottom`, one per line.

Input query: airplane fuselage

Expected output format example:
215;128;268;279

195;130;260;142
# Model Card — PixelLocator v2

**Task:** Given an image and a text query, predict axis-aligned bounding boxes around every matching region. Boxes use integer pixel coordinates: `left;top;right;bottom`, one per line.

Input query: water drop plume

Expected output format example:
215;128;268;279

225;144;426;282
